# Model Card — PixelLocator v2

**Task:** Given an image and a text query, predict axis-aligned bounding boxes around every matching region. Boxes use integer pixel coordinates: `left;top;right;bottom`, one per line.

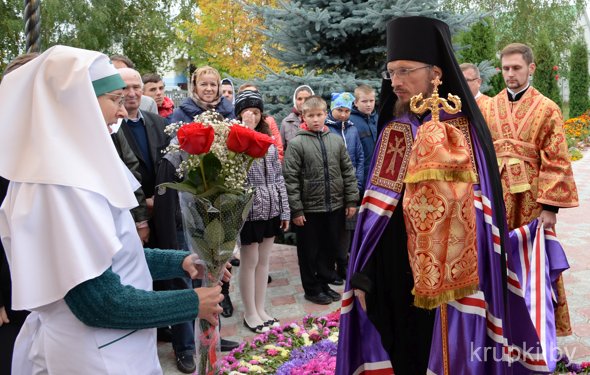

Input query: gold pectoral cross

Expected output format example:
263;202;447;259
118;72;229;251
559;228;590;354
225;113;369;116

410;76;462;120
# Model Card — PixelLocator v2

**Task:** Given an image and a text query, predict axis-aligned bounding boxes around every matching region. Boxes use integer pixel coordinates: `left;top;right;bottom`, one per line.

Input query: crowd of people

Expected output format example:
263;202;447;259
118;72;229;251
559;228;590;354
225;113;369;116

0;14;580;375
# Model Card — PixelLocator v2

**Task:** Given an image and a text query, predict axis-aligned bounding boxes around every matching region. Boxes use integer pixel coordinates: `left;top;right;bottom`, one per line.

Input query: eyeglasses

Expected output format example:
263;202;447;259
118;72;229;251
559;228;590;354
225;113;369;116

381;65;432;80
103;93;126;107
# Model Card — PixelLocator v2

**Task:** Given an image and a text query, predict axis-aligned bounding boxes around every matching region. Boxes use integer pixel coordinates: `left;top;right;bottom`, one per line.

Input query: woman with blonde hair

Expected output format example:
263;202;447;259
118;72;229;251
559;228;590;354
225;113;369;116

170;66;234;122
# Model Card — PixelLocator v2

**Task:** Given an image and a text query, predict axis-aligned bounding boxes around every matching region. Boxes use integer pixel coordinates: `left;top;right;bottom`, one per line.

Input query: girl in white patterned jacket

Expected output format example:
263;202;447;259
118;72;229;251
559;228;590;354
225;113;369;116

234;90;290;334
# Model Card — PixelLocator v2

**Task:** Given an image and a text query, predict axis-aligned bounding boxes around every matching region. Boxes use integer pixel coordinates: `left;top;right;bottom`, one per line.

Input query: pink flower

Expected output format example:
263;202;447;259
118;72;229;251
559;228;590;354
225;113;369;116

238;366;249;372
555;74;560;81
553;65;559;71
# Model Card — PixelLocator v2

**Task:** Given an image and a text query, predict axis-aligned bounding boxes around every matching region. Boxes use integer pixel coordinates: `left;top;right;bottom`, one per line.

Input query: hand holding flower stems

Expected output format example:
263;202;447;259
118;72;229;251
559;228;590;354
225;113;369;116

195;286;223;326
181;254;232;283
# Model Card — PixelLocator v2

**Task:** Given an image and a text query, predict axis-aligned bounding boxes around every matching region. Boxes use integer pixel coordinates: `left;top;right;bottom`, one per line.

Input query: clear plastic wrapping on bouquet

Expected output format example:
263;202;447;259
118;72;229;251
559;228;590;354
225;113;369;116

179;190;253;374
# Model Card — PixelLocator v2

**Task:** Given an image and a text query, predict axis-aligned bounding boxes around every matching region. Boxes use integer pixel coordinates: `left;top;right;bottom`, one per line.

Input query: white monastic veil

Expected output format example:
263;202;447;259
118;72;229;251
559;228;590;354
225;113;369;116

0;46;140;310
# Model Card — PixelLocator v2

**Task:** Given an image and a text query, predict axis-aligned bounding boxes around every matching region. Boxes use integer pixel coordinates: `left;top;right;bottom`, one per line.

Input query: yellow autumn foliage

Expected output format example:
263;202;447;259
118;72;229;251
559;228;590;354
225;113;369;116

185;0;282;79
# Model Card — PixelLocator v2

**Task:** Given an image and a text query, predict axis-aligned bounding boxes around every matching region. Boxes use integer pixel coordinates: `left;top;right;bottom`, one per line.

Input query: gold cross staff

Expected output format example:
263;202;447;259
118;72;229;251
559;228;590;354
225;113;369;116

410;76;462;122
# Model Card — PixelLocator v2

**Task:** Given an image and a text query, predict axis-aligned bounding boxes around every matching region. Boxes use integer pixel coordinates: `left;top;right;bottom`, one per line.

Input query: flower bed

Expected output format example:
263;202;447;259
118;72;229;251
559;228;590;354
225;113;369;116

219;311;340;374
564;111;590;161
217;309;589;374
554;358;590;374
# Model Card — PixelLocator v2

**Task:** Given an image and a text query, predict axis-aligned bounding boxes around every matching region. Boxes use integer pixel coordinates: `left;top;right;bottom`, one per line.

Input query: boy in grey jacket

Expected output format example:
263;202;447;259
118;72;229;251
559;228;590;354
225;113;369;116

283;96;359;305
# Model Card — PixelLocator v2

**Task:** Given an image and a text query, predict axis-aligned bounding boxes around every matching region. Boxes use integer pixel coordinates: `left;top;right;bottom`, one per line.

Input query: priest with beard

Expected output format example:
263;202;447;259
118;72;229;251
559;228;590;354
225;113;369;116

337;16;555;375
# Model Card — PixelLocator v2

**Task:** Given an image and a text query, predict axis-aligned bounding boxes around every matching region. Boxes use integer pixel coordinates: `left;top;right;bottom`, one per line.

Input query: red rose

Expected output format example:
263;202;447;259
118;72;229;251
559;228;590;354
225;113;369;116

226;125;252;153
177;122;215;155
553;65;559;71
555;74;560;81
226;125;274;158
246;131;274;158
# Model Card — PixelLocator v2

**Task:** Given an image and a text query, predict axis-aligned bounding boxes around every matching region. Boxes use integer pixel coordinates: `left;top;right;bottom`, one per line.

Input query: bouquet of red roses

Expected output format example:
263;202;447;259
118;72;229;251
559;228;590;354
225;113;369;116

160;111;274;374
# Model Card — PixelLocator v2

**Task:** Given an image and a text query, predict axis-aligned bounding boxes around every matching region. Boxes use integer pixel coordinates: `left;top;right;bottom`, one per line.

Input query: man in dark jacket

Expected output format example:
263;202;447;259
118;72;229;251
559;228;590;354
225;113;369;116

111;130;150;243
118;68;170;246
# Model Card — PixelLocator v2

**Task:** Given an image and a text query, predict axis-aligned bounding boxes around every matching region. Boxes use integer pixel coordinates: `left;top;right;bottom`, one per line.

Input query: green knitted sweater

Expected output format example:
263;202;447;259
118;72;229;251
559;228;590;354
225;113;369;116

64;248;199;330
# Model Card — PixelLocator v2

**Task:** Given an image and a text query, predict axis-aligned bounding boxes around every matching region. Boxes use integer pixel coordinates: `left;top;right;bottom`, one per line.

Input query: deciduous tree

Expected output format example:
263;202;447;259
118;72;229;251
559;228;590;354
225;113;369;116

0;0;26;76
1;0;184;74
180;0;282;79
443;0;587;71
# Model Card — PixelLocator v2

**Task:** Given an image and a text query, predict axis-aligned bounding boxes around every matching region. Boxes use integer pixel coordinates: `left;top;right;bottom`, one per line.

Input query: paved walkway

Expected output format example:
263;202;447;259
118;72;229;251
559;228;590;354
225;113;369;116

159;151;590;373
555;151;590;364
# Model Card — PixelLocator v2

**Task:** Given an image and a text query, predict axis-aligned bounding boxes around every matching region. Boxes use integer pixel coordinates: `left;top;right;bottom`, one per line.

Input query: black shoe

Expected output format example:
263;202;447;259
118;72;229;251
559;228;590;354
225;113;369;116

220;338;240;352
267;275;272;284
264;318;280;328
176;353;196;374
220;294;234;318
304;292;333;305
324;288;342;302
328;277;344;286
243;319;270;334
230;257;240;267
157;327;173;342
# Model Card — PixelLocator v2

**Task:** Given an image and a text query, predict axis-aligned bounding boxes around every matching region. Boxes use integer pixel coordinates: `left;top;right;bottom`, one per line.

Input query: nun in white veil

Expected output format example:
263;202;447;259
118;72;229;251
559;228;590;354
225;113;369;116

0;46;223;374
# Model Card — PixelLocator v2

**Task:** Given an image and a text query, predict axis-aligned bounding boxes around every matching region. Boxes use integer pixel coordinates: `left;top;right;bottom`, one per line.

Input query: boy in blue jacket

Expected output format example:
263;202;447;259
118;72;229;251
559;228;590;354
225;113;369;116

325;92;364;281
349;84;378;198
326;92;364;191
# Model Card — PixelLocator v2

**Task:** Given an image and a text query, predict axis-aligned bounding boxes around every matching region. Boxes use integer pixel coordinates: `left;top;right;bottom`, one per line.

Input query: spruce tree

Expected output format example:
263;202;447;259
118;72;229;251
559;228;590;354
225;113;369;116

569;38;589;118
533;34;563;108
245;0;483;120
